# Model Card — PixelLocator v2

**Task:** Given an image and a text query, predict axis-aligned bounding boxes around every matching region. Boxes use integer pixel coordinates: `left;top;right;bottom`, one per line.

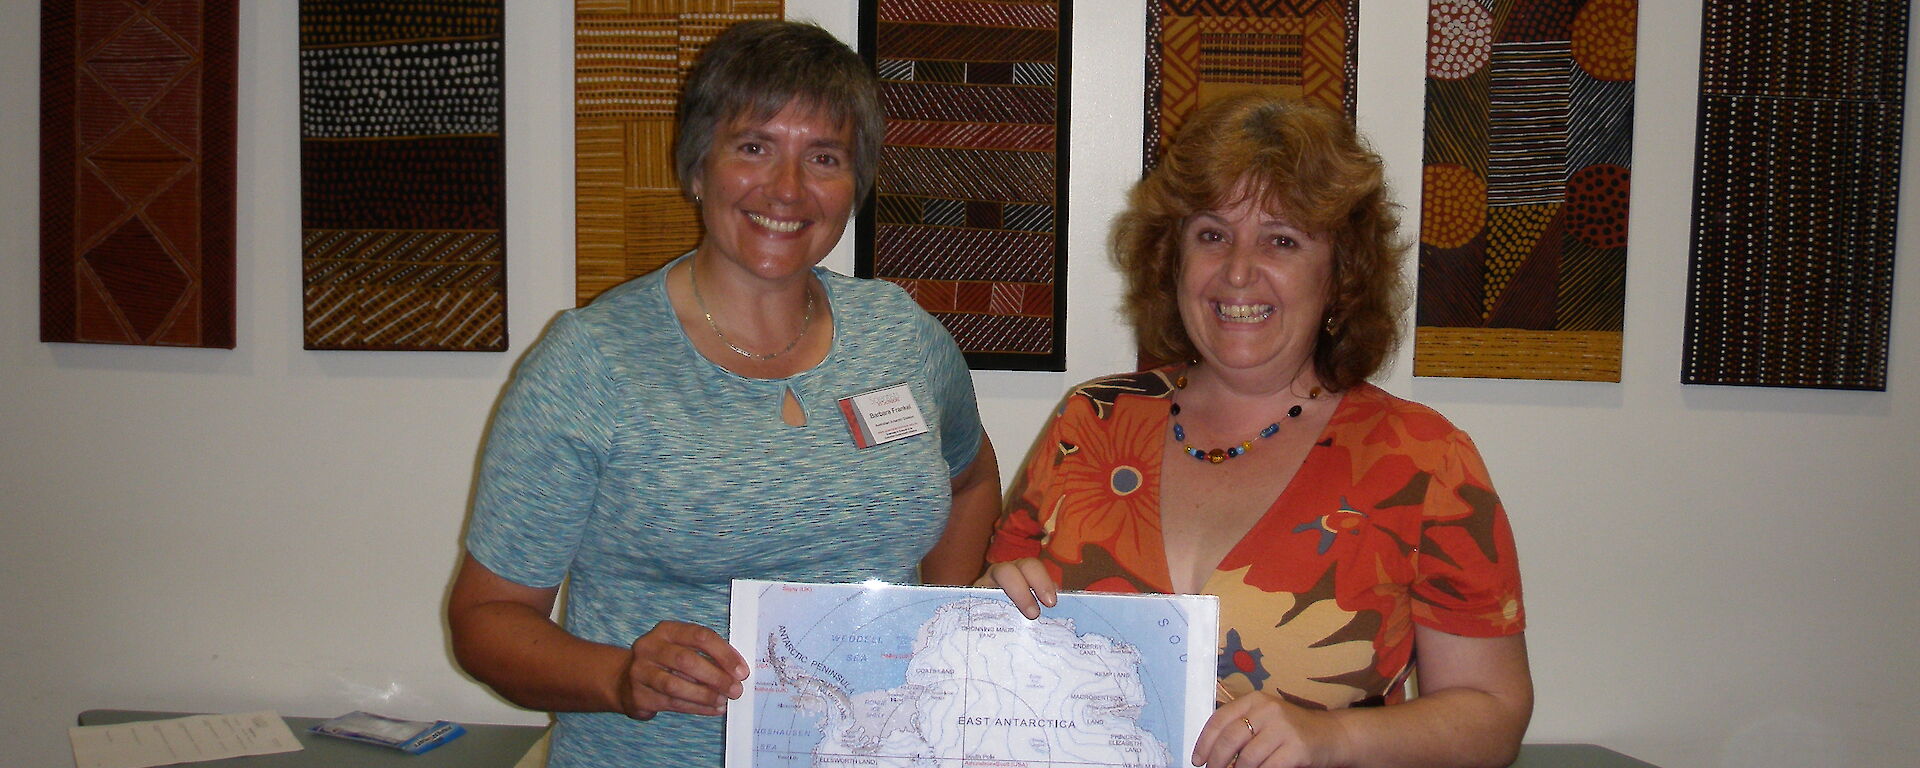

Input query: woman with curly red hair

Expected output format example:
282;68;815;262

988;92;1531;768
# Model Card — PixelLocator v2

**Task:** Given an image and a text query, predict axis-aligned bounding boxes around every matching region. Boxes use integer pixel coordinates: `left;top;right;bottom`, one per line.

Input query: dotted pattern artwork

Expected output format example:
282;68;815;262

299;0;506;351
1681;0;1907;390
41;0;238;348
573;1;783;307
1414;0;1637;382
856;0;1068;371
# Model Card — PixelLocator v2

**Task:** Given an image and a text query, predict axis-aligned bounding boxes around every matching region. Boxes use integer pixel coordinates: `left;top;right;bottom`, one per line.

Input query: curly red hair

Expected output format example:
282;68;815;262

1112;93;1407;391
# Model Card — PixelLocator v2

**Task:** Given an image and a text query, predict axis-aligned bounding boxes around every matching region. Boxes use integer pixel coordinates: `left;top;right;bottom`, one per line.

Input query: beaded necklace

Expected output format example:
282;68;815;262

1169;372;1321;464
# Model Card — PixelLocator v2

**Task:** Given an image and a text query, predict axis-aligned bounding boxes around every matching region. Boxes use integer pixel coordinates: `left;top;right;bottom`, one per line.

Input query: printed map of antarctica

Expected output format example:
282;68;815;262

726;581;1218;768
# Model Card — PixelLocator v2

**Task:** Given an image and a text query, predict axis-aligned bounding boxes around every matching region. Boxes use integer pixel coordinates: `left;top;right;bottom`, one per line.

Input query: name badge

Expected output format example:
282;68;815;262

838;383;931;449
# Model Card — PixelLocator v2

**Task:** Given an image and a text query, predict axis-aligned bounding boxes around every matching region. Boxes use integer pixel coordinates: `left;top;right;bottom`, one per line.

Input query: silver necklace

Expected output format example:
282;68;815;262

690;260;815;361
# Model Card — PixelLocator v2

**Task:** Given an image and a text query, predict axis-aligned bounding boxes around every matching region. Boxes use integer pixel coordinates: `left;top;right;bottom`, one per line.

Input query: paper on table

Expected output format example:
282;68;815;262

70;711;302;768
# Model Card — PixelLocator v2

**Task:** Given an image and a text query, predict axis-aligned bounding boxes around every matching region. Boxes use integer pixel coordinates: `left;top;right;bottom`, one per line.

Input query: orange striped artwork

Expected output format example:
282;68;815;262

574;1;783;307
1145;0;1358;171
1413;0;1637;382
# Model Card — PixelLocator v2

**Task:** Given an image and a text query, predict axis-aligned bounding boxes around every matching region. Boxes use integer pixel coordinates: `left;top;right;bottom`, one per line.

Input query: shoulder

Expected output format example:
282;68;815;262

1055;367;1179;420
1339;383;1455;426
540;268;681;365
821;271;960;356
822;271;936;326
1331;383;1481;459
570;268;669;330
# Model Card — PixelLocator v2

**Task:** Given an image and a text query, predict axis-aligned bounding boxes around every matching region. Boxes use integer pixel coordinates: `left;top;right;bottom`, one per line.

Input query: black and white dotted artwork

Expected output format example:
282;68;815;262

1682;0;1907;390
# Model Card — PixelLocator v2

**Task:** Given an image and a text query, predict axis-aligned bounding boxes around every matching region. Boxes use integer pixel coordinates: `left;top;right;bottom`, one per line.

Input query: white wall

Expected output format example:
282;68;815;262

2;2;1915;766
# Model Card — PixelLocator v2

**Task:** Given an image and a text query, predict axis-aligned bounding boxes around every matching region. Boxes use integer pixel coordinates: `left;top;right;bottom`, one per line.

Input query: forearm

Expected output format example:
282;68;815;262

1207;631;1531;768
919;478;997;583
921;436;1001;585
1321;686;1530;768
449;600;628;714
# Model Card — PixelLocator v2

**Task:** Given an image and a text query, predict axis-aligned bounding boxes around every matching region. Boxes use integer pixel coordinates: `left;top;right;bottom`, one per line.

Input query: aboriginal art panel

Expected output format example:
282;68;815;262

574;0;782;306
42;0;237;347
1414;0;1637;382
1682;1;1907;390
857;0;1069;371
1144;0;1359;171
300;0;506;351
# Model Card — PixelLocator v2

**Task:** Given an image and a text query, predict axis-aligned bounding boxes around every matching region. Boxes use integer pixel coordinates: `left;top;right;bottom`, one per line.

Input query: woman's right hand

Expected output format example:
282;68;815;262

617;621;750;720
985;558;1059;620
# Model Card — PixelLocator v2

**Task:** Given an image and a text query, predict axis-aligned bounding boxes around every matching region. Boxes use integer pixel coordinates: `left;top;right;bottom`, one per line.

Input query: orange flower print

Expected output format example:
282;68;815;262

1044;396;1164;576
1211;567;1378;708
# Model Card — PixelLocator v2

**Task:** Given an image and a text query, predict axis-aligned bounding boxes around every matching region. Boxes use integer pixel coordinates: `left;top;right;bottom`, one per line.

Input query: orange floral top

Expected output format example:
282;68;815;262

986;368;1524;709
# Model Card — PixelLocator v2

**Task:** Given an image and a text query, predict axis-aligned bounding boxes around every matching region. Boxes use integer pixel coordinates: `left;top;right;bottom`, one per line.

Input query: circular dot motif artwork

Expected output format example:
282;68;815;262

1573;0;1638;81
1421;163;1486;250
1427;0;1492;80
1565;164;1631;249
1500;0;1579;42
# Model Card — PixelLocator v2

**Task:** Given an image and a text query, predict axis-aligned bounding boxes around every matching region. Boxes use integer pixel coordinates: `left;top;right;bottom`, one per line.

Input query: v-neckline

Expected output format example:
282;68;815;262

1148;383;1355;595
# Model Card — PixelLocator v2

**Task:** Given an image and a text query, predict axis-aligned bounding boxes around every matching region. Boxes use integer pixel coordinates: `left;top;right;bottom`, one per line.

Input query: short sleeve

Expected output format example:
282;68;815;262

465;313;620;588
986;396;1069;564
1410;430;1526;637
918;313;983;478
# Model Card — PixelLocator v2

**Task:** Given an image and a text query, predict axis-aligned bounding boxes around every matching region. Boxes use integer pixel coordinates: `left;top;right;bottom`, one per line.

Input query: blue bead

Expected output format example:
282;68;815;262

1173;424;1186;441
1259;423;1280;438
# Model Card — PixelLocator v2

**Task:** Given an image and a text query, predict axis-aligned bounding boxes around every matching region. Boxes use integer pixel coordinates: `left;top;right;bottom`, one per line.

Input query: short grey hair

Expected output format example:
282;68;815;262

673;20;885;203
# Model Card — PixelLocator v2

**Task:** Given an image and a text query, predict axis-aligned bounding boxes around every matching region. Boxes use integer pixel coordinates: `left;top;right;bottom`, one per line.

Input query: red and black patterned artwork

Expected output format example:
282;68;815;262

300;0;506;351
41;0;237;348
1682;0;1906;390
857;0;1069;371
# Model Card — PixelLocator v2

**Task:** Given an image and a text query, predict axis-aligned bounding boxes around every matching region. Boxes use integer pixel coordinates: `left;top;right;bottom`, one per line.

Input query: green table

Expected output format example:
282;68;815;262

1513;743;1662;767
77;710;546;767
79;710;1658;767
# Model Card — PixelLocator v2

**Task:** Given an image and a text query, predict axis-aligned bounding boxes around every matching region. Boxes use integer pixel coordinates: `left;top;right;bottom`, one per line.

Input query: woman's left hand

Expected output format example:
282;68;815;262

1190;691;1349;768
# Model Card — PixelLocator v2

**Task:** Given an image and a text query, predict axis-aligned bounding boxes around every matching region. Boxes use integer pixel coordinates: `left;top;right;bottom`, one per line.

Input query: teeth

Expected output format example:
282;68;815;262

748;213;803;233
1215;302;1273;323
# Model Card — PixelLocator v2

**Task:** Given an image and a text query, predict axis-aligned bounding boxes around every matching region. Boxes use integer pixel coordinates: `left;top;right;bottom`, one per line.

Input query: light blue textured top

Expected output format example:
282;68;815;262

465;259;983;767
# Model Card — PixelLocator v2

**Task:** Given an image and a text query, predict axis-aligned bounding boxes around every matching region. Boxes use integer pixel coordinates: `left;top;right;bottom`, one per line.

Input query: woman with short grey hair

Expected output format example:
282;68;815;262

447;20;1000;767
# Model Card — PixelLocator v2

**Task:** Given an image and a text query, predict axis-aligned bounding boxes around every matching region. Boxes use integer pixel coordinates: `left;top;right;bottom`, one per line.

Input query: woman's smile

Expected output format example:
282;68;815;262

746;211;805;234
1213;301;1275;323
